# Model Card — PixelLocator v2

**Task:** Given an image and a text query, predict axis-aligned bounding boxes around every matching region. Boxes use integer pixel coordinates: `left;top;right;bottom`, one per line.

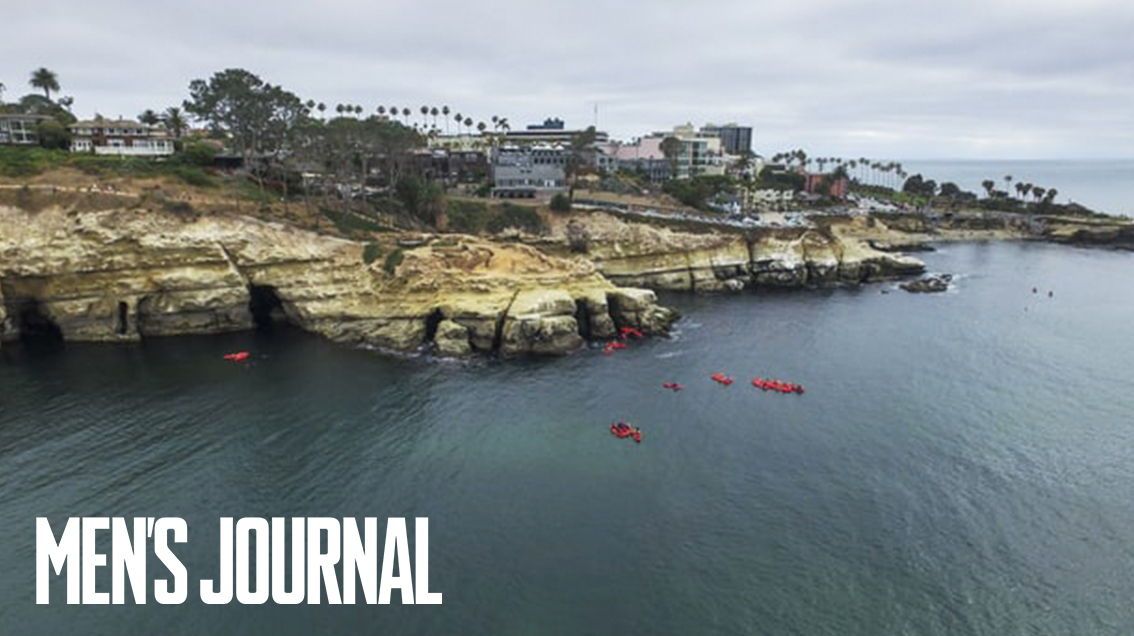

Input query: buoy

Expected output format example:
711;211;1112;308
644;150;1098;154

223;351;251;362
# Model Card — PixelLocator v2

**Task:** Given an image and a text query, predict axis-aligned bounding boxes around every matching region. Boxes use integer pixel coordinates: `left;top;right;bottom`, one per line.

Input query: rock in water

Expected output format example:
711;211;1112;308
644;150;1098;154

901;274;953;293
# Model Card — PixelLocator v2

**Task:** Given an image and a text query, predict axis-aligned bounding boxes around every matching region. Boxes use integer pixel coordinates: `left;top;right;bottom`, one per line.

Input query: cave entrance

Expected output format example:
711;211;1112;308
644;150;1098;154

248;285;290;331
115;301;129;336
423;308;444;343
574;299;592;340
12;298;63;343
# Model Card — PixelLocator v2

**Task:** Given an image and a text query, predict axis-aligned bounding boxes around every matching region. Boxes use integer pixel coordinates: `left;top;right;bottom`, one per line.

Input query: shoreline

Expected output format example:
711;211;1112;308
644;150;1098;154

2;187;1131;360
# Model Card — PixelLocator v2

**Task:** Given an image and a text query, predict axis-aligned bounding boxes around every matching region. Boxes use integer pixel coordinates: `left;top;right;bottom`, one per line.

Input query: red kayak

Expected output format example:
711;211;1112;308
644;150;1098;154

752;377;804;394
662;382;684;391
619;326;645;340
223;351;251;362
711;372;734;386
610;422;643;443
603;341;628;355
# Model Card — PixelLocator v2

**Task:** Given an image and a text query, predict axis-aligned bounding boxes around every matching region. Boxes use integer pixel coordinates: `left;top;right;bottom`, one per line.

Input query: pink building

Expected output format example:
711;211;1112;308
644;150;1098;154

803;172;849;199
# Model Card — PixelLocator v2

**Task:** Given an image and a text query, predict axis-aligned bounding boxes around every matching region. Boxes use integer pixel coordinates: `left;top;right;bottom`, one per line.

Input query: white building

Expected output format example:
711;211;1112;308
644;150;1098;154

69;118;174;156
650;123;726;179
491;143;568;198
0;114;52;145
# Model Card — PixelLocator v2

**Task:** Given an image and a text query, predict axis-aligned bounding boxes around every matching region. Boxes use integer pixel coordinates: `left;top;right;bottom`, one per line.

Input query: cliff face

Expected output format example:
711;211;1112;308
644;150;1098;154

1040;217;1134;250
0;206;675;356
547;212;926;292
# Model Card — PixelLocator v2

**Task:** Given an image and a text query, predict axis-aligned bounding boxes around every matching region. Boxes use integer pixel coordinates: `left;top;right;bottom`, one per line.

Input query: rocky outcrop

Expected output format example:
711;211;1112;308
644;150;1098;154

549;212;926;292
433;319;472;357
0;205;676;357
901;274;952;293
607;288;679;335
1041;218;1134;250
499;290;585;356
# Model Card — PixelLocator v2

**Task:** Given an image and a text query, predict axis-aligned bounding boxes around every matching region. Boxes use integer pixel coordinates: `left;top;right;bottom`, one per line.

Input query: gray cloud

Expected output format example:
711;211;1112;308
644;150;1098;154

2;0;1132;158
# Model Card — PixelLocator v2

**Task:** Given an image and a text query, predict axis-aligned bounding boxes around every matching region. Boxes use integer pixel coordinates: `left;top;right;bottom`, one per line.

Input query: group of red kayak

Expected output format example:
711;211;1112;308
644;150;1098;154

609;421;644;443
751;377;805;394
614;373;806;445
602;327;646;355
709;372;804;394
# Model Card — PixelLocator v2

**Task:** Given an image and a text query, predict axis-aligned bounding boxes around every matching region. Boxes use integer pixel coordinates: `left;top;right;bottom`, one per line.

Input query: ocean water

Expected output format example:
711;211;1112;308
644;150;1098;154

897;159;1134;216
2;242;1134;635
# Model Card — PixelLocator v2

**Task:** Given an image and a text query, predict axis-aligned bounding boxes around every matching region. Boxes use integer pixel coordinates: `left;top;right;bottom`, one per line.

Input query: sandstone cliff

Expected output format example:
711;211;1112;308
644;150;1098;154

545;212;926;292
0;205;675;356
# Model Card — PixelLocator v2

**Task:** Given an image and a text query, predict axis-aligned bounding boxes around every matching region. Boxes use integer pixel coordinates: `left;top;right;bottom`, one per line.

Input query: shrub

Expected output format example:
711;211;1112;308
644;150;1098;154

549;192;572;213
486;202;546;234
445;199;490;234
35;120;71;150
162;199;195;217
178;140;218;167
394;176;444;225
383;248;404;275
566;219;590;253
362;242;382;264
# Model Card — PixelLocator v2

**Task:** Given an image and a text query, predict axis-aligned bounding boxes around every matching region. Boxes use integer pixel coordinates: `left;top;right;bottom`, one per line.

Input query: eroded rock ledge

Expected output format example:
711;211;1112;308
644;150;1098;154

0;206;675;356
547;212;927;292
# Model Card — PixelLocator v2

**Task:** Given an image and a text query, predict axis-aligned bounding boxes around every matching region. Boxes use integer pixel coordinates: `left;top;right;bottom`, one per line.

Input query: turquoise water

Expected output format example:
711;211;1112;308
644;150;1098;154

2;242;1134;634
898;159;1134;216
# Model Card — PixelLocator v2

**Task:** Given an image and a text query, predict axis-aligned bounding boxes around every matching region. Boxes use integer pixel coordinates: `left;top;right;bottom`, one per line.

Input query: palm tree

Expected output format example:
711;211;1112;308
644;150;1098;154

464;117;473;134
354;105;363;117
1045;188;1058;204
1003;175;1013;194
420;105;428;127
981;179;996;198
377;105;386;118
138;109;161;125
453;113;463;134
430;106;439;129
442;105;451;133
1032;187;1046;202
0;82;6;103
402;107;411;125
29;67;60;100
163;106;187;138
477;121;487;134
317;102;327;119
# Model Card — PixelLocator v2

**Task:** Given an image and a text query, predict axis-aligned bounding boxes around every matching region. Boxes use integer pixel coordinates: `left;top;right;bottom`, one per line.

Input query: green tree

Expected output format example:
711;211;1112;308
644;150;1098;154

163;106;187;138
35;119;70;149
549;192;572;212
180;139;218;166
29;67;60;100
660;136;682;179
183;68;307;190
138;109;161;125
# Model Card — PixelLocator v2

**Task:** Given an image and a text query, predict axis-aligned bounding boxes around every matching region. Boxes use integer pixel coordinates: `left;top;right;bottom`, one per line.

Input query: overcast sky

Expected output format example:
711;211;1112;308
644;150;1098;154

3;0;1132;159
